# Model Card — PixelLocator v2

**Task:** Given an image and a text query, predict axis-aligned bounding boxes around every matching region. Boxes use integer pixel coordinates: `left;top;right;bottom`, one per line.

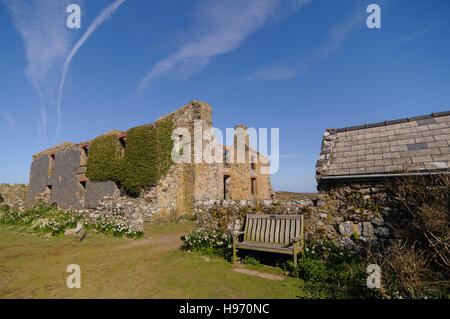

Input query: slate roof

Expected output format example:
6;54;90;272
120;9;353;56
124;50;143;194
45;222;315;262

317;111;450;179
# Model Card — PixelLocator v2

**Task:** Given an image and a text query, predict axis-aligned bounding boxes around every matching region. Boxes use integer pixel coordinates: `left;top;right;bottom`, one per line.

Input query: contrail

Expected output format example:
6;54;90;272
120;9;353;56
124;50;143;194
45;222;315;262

56;0;126;136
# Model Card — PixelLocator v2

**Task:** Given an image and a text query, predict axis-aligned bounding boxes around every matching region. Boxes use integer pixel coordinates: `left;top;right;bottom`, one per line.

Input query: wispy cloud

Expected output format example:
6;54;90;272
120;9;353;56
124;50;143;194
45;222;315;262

137;0;311;92
1;113;16;128
250;12;364;80
4;0;125;138
394;21;444;45
3;0;75;138
56;0;126;136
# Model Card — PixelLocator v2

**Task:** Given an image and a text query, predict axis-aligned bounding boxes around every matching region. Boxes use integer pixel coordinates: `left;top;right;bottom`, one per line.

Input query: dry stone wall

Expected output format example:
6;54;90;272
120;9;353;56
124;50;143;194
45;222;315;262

195;183;404;251
0;184;28;210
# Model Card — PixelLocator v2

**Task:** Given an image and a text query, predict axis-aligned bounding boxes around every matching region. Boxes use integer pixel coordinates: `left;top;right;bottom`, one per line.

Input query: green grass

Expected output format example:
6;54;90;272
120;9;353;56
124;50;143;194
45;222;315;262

0;220;308;299
275;191;317;201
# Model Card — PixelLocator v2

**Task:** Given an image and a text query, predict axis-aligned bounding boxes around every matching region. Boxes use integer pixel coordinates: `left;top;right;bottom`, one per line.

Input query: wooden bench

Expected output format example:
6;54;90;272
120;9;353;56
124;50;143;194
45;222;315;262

232;214;304;267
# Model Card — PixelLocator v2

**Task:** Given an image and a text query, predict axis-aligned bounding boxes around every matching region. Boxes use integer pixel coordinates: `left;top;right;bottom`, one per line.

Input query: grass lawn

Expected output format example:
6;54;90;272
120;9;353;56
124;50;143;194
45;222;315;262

0;220;308;299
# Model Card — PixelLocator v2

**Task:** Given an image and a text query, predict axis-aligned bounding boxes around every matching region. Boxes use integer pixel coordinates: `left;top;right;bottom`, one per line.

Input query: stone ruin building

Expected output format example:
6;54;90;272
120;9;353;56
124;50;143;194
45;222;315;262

26;101;274;230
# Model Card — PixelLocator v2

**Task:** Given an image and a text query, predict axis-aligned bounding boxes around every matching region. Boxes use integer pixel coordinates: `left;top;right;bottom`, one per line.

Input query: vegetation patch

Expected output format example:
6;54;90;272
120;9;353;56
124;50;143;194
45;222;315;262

86;118;175;197
86;134;123;184
0;202;142;239
366;174;450;299
284;239;379;299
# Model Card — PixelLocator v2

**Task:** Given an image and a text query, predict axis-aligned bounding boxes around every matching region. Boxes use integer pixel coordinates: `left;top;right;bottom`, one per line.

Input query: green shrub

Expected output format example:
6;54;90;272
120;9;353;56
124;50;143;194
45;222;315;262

242;256;261;266
0;204;10;212
182;228;232;260
285;239;380;299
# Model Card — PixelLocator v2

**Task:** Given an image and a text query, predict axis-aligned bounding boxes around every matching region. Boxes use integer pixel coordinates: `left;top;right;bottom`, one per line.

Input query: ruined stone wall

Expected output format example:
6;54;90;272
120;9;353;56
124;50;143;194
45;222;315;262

28;153;51;205
48;148;84;209
85;181;120;209
26;100;275;232
28;143;86;209
142;163;195;221
195;180;403;251
85;197;145;232
195;199;314;233
0;184;28;210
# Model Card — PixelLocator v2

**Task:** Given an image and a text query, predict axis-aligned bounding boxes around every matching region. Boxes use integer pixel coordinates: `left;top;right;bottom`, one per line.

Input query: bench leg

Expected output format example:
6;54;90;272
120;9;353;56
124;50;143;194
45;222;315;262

293;252;298;268
232;241;237;264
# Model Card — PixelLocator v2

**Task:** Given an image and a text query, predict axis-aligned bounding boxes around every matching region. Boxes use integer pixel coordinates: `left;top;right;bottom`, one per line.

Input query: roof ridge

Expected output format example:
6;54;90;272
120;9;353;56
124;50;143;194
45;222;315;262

331;110;450;133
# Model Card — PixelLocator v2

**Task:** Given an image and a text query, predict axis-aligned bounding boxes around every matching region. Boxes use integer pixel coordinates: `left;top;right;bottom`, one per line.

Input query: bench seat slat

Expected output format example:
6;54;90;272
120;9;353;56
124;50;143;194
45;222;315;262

274;219;280;243
236;241;294;255
284;220;290;244
295;219;301;238
260;219;266;242
247;218;254;241
290;218;295;242
264;219;270;243
256;218;262;241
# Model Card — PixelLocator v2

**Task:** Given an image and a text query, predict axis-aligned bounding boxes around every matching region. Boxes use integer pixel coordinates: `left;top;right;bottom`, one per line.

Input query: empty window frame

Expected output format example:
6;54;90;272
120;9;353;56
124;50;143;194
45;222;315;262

223;175;231;199
80;143;90;166
223;149;231;167
48;153;55;177
250;155;256;170
251;177;257;196
118;133;127;158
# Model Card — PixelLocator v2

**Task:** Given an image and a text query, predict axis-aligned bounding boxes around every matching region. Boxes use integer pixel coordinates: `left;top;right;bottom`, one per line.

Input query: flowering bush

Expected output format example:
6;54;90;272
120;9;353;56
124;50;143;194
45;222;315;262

0;202;83;236
85;217;143;239
182;228;232;259
0;202;142;239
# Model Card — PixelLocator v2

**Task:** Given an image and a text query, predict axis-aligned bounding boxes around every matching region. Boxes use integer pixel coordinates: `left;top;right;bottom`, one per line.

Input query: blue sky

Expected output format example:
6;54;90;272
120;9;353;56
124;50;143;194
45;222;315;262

1;0;449;192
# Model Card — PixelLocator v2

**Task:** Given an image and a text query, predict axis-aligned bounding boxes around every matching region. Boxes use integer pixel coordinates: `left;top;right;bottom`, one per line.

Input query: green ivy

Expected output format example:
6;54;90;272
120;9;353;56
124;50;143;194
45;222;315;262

86;118;175;197
86;134;122;183
121;124;160;197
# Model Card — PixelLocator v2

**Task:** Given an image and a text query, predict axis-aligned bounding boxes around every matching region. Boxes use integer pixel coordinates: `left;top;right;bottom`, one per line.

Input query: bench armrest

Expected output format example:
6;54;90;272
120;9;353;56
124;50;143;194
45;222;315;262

291;236;302;243
232;231;245;238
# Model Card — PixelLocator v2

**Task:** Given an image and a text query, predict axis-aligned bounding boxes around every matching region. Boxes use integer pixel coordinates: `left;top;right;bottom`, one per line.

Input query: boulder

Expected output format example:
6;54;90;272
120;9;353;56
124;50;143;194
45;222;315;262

75;229;87;242
42;233;52;239
372;217;384;226
362;222;375;237
374;227;390;238
64;222;83;236
339;221;354;236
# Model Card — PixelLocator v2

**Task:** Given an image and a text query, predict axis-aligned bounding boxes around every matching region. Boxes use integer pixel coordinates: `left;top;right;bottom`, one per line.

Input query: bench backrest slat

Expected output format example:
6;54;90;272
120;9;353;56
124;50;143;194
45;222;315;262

244;214;303;245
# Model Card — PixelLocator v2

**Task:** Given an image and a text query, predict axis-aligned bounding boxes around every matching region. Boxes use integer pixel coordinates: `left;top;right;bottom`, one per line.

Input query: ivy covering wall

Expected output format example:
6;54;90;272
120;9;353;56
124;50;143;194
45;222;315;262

85;134;122;183
86;118;175;197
